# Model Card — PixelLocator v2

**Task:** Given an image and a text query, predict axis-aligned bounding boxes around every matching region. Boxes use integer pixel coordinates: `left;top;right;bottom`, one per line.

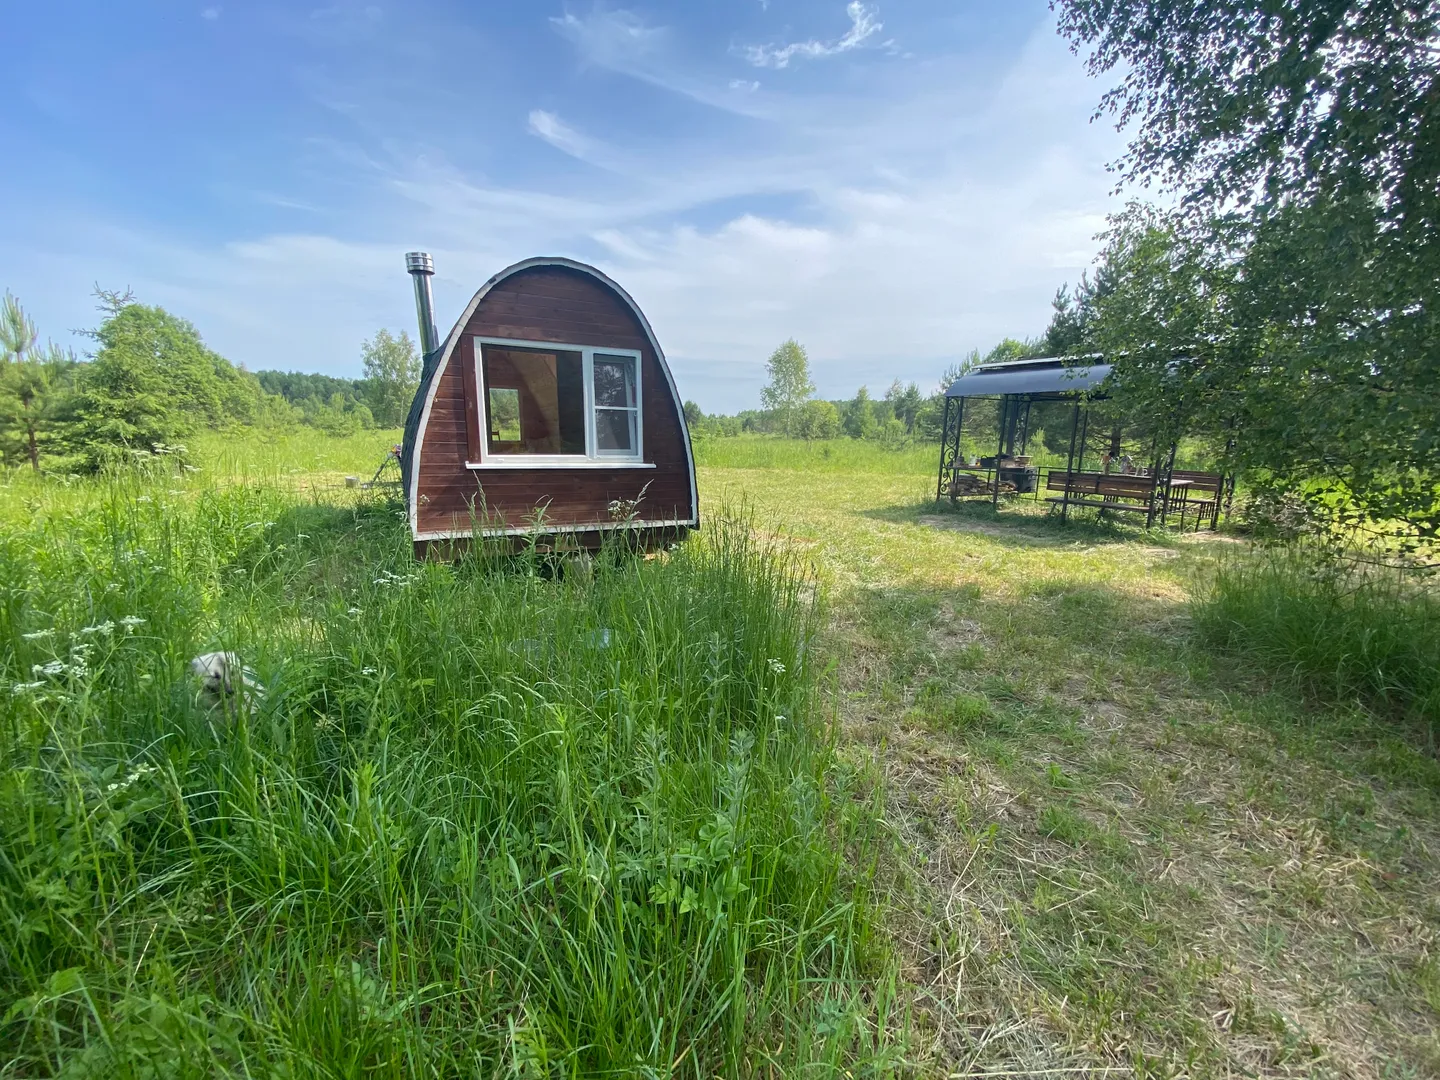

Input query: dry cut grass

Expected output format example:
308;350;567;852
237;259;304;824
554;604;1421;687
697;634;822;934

702;464;1440;1080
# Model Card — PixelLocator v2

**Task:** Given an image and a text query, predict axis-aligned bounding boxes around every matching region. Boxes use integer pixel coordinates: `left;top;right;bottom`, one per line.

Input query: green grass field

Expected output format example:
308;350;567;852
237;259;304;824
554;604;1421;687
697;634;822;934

2;431;1437;1078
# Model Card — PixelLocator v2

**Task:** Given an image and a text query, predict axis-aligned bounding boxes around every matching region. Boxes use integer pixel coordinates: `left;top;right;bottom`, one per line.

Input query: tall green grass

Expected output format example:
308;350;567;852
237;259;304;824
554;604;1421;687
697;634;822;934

0;467;894;1075
693;436;935;475
1194;547;1440;734
190;428;404;482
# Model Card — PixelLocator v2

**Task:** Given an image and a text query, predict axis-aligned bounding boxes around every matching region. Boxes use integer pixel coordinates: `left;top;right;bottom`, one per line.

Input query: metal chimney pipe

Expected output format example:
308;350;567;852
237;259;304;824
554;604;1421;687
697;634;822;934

405;251;438;355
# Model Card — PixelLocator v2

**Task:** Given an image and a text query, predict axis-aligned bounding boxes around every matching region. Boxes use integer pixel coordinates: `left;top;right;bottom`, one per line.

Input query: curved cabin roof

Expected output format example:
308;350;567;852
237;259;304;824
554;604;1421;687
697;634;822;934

401;256;697;542
945;357;1112;399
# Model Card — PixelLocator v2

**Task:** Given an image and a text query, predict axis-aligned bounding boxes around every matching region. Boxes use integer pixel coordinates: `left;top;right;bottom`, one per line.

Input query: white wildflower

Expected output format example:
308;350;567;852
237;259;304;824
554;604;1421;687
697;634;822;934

11;681;45;695
767;658;786;675
120;615;146;631
80;621;115;637
104;765;157;795
347;607;363;616
361;667;377;676
21;629;54;640
33;661;66;677
372;570;415;587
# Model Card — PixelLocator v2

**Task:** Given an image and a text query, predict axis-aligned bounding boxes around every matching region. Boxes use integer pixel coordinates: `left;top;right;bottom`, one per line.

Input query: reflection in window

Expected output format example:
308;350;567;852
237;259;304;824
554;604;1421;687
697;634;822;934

593;354;638;454
487;387;521;443
480;345;585;456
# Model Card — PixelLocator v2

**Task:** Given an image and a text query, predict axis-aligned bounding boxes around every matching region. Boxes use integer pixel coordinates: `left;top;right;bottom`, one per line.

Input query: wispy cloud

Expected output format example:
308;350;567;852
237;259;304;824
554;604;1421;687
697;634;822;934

741;2;886;69
527;110;605;164
200;7;221;20
550;6;770;118
5;9;1124;412
550;7;666;68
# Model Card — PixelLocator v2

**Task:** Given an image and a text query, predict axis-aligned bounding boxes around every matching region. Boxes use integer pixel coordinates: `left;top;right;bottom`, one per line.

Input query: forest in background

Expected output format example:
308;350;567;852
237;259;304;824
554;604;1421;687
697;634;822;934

0;288;419;472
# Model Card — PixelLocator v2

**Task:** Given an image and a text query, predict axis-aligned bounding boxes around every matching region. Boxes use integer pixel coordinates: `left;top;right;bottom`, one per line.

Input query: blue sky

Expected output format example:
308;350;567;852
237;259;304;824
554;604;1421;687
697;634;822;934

2;1;1126;412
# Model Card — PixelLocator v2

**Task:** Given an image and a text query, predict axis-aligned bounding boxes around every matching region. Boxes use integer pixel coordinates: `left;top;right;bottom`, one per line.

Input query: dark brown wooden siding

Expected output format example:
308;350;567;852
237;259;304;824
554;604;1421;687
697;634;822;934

415;265;695;536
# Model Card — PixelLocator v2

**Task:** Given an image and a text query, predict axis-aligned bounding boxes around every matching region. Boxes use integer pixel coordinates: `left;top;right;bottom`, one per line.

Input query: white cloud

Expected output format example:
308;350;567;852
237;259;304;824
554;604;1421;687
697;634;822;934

550;8;666;68
200;7;221;20
729;78;760;92
741;2;885;69
527;110;604;163
550;7;770;117
4;15;1125;412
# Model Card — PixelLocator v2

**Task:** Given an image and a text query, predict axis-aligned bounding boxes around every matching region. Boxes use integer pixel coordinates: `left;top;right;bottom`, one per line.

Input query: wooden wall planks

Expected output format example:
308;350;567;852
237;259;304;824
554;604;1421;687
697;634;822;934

414;264;695;539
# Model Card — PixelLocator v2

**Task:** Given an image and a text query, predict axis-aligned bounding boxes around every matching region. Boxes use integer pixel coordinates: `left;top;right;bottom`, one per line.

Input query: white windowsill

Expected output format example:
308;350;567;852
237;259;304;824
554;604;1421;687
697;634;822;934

465;459;656;471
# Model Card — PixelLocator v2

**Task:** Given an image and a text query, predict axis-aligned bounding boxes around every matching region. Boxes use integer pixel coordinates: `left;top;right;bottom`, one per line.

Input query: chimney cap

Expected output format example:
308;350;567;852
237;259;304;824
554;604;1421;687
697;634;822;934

405;251;434;275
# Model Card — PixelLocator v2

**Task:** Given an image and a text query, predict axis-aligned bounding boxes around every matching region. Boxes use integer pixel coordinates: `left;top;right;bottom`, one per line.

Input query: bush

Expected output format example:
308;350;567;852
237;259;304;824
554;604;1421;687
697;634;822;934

1194;547;1440;730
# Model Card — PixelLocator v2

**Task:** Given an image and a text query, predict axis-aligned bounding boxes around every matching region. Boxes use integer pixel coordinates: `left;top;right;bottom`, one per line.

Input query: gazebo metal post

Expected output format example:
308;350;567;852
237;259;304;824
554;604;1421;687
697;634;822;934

1148;439;1177;529
1061;400;1081;522
1217;423;1237;529
935;396;966;502
993;396;1009;510
935;396;955;502
1020;398;1036;499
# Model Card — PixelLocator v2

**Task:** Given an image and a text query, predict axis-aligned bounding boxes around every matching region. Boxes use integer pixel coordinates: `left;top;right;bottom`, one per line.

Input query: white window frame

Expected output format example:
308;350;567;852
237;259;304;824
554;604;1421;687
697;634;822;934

468;336;650;470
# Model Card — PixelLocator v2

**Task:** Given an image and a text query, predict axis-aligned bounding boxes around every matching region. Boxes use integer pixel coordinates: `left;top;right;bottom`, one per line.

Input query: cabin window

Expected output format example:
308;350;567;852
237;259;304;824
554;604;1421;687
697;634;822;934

474;339;644;465
593;354;638;453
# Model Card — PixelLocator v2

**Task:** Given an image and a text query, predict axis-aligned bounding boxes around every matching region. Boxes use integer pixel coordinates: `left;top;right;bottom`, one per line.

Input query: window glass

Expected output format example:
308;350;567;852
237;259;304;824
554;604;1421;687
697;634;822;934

481;345;585;456
593;353;639;454
595;408;637;452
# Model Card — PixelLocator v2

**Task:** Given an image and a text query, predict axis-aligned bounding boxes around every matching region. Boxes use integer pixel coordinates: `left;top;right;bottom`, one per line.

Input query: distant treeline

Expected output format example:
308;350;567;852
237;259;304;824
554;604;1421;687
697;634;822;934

255;370;367;409
685;336;1053;449
252;370;388;436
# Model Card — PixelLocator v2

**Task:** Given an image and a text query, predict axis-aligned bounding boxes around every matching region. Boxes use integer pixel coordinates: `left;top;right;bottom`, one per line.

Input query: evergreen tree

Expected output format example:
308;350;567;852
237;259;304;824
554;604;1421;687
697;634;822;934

885;379;924;433
0;292;37;366
70;297;260;469
0;295;76;470
843;386;876;439
0;342;77;470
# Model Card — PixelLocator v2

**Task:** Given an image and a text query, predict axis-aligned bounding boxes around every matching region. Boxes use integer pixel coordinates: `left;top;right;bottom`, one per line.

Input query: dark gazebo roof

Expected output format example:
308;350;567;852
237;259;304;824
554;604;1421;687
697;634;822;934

945;357;1112;399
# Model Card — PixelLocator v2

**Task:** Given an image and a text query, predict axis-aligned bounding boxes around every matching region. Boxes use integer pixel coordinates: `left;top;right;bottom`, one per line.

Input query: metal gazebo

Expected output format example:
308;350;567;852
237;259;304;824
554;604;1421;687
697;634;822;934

934;356;1227;528
935;357;1112;508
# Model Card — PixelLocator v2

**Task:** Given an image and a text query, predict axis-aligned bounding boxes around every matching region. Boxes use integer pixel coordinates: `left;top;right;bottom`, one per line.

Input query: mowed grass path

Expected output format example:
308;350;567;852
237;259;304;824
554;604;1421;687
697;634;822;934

699;458;1440;1080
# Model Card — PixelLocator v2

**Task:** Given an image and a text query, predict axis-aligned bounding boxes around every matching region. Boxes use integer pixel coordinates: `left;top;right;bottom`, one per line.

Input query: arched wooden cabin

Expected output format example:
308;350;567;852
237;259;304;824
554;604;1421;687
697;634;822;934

400;255;698;556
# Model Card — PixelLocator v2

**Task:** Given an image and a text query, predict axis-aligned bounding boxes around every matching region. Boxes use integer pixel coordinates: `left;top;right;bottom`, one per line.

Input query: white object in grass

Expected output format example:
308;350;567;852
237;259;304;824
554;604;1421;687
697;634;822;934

189;652;264;710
